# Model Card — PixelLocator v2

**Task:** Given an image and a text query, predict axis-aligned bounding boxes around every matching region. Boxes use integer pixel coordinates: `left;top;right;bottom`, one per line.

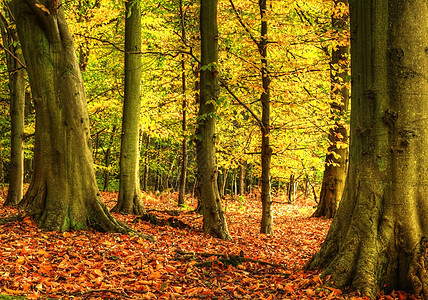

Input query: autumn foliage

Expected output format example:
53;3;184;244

0;187;413;299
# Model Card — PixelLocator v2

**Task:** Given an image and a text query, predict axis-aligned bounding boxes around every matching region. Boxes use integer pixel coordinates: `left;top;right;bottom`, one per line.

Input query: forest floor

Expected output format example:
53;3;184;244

0;187;415;299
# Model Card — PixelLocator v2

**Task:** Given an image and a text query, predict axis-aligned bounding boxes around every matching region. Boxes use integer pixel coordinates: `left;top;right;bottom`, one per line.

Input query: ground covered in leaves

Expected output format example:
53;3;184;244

0;188;415;299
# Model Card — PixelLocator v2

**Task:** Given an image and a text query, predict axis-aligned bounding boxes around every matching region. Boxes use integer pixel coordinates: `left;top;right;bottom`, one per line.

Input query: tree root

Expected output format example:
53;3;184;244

133;213;192;230
408;236;428;298
175;250;287;269
0;214;25;226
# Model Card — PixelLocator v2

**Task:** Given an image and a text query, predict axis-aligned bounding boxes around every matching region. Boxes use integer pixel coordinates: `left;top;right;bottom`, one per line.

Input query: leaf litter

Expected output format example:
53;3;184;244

0;188;415;299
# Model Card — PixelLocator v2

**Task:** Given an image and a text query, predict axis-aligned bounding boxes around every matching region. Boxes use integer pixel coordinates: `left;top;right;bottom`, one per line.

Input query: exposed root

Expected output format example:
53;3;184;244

408;236;428;298
0;214;26;226
133;213;192;230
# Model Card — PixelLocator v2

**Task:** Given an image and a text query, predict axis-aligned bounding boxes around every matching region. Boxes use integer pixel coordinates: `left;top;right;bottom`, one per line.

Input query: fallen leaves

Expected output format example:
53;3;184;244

0;189;413;299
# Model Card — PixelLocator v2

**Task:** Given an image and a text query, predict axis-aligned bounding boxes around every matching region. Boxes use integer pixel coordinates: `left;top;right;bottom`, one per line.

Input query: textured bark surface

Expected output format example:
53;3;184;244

197;0;231;240
259;0;273;235
12;0;135;234
0;14;26;206
307;0;428;298
313;0;349;219
112;0;145;215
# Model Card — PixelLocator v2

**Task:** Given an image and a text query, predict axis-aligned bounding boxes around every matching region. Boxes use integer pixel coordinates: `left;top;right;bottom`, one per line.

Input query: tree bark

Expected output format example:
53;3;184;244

307;0;428;298
313;0;349;219
142;132;150;192
238;161;246;195
112;0;145;215
197;0;231;240
12;0;133;233
259;0;273;234
0;11;26;206
178;0;188;207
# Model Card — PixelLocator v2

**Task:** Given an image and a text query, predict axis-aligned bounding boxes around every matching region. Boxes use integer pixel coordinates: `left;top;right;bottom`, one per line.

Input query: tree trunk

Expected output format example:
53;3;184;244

313;0;349;219
307;0;428;298
103;126;115;191
178;0;188;207
1;11;26;206
142;132;150;192
197;0;231;240
238;161;246;195
287;174;295;204
13;0;132;233
259;0;273;234
112;0;145;215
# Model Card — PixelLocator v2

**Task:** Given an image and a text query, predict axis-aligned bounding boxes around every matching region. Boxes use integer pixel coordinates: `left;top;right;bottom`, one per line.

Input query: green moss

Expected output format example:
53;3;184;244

0;295;28;299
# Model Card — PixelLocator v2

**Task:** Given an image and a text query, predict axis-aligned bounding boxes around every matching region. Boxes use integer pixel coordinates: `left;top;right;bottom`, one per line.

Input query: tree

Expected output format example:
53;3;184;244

258;0;272;234
307;0;428;297
0;9;26;206
312;0;349;219
12;0;135;234
112;0;146;215
197;0;231;240
178;0;188;207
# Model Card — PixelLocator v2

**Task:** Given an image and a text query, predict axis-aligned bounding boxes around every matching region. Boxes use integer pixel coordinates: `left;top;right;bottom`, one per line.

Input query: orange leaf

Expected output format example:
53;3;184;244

4;287;23;295
326;286;342;295
15;256;25;265
92;269;103;277
305;288;316;296
148;271;162;279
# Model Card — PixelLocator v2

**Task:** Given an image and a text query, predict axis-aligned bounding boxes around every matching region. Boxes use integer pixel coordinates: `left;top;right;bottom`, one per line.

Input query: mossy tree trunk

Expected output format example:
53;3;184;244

197;0;231;240
112;0;145;215
307;0;428;298
0;11;26;206
313;0;350;219
12;0;133;233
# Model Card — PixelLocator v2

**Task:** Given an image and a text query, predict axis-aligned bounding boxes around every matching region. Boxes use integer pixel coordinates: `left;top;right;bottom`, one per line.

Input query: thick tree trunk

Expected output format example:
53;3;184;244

197;0;231;240
313;0;349;219
12;0;133;234
0;13;26;206
112;0;145;215
307;0;428;298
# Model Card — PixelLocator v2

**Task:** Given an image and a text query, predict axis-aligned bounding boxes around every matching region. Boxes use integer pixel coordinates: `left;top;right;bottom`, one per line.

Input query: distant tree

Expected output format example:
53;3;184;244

0;9;26;206
178;0;188;207
12;0;136;234
258;0;273;234
307;0;428;297
197;0;231;240
313;0;349;219
112;0;146;215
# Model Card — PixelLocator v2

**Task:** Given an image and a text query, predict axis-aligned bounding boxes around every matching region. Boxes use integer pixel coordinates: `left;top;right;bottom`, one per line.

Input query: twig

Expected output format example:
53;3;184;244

72;289;133;299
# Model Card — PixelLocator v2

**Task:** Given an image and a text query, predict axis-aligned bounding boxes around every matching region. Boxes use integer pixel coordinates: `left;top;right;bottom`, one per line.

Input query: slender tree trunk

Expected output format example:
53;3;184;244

112;0;145;215
178;0;188;207
178;57;188;206
142;133;150;192
259;0;273;234
238;161;246;195
0;12;26;206
197;0;231;240
313;0;350;219
221;168;229;198
13;0;132;234
307;0;428;297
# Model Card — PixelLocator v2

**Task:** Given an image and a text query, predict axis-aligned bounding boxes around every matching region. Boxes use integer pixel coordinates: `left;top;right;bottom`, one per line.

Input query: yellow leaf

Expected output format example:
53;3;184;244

92;269;103;277
15;256;25;265
35;3;50;14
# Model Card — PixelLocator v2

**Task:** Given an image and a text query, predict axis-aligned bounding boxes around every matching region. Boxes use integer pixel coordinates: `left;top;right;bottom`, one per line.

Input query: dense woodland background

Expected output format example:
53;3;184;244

0;0;348;200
